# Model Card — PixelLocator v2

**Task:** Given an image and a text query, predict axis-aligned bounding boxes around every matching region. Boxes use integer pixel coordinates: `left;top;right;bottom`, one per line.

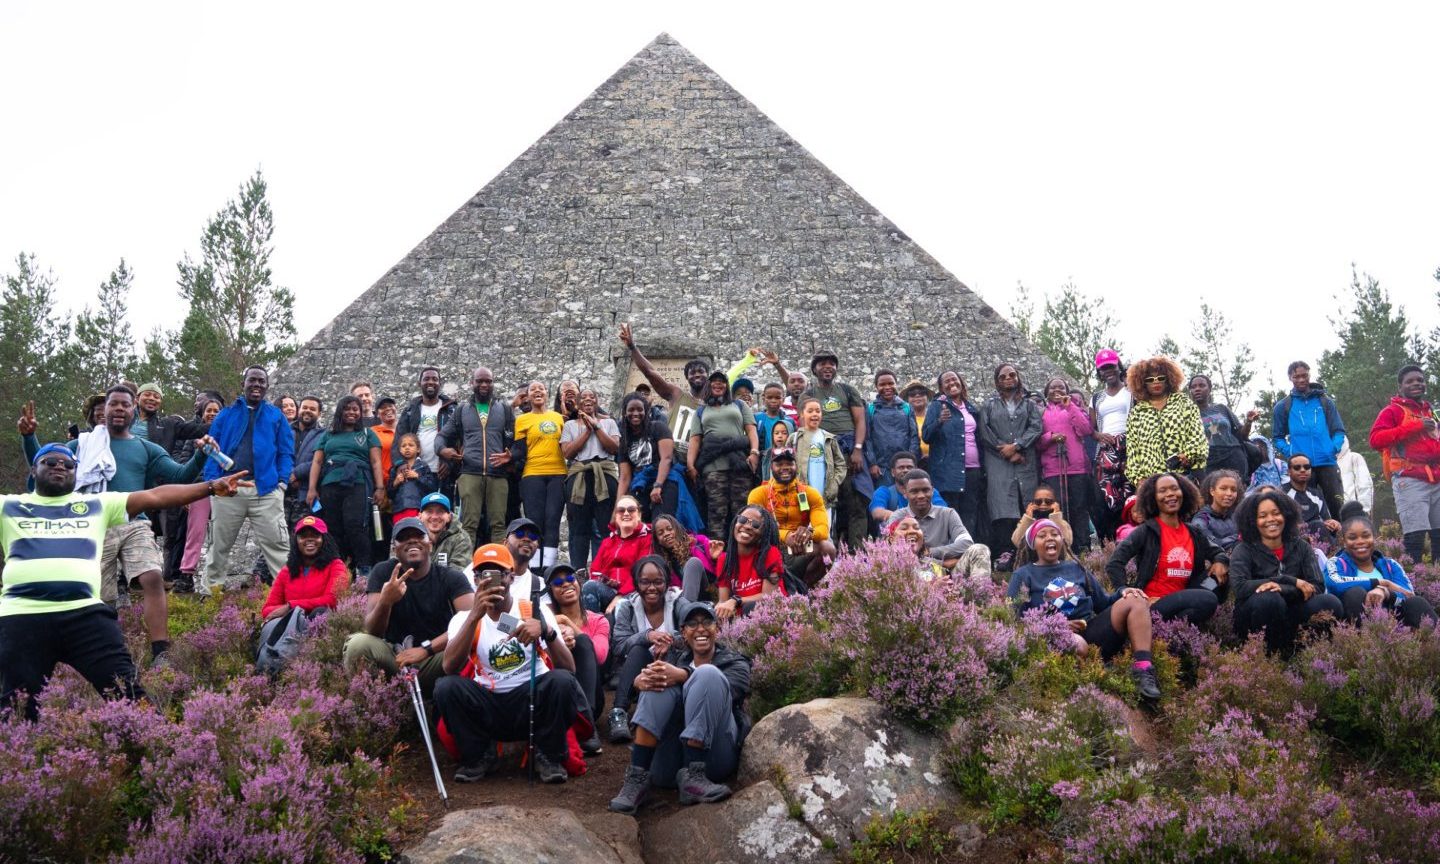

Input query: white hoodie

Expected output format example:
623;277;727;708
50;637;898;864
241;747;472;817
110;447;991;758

1337;436;1374;513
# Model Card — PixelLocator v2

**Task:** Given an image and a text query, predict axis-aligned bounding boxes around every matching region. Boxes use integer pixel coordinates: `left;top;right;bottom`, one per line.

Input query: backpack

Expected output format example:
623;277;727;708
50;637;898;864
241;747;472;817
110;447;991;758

256;607;311;676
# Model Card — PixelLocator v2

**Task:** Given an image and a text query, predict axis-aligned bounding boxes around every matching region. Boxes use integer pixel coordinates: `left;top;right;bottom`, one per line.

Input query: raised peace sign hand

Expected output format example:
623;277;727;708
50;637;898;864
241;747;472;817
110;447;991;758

380;567;413;605
17;401;37;436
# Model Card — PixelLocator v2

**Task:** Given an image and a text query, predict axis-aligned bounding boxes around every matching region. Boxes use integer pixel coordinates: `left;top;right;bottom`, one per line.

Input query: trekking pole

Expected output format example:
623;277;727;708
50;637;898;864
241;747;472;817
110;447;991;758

1057;439;1070;520
402;667;448;807
528;643;538;786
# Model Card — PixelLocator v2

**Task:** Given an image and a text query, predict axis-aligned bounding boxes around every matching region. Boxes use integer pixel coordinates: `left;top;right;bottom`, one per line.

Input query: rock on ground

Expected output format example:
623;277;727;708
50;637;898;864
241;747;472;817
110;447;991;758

401;806;642;864
737;696;960;850
641;780;835;864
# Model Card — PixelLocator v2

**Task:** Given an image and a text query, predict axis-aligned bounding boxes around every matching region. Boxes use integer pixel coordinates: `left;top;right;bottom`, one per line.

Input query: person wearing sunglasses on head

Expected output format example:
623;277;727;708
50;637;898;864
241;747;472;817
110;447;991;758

610;600;752;813
543;561;610;755
715;506;786;621
1122;356;1208;488
0;443;249;719
584;495;655;615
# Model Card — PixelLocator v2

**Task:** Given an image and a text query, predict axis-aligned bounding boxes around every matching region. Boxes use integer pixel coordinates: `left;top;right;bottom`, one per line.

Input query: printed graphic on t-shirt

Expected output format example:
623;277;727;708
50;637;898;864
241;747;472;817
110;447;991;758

823;397;841;413
539;419;558;435
808;441;823;459
1164;545;1194;579
488;638;526;675
1044;577;1082;616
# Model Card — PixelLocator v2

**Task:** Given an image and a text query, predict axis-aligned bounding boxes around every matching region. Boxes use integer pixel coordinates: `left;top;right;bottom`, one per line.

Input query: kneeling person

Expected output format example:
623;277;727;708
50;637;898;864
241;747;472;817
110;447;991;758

610;600;752;813
437;545;578;784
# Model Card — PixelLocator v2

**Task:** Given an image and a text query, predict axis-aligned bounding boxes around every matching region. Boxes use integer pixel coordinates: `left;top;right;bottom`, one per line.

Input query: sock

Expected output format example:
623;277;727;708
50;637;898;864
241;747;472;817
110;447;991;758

631;743;656;770
686;744;710;767
151;640;170;659
1133;650;1152;663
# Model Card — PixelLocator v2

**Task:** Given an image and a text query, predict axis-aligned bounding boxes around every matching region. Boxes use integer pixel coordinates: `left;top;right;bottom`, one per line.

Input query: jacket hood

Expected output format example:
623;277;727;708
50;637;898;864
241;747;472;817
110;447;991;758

1249;435;1274;459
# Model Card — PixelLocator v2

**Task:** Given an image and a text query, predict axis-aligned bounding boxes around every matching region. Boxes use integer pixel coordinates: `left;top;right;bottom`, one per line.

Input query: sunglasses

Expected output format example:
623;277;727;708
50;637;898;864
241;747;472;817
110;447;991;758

1291;464;1312;471
1144;375;1168;384
38;457;77;470
550;573;578;587
513;528;541;541
682;618;717;631
614;506;639;514
1033;499;1056;506
735;515;763;529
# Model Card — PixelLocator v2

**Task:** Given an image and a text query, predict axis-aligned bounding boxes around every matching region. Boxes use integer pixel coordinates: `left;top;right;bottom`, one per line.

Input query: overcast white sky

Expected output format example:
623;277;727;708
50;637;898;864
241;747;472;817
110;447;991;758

3;2;1437;401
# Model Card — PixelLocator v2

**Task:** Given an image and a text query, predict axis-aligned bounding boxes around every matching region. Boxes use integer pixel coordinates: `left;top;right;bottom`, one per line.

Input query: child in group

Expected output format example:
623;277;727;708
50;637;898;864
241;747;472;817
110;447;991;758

759;421;792;481
1114;495;1142;543
791;396;847;523
1007;519;1161;700
388;433;438;523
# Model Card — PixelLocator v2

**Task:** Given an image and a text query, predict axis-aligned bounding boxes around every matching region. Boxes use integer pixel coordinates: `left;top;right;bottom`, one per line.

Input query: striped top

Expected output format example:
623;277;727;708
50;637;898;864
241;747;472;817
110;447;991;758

0;492;129;616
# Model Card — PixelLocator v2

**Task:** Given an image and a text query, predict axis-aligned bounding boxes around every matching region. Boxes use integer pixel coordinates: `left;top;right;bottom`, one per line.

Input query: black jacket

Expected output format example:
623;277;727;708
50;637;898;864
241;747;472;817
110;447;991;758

1106;519;1229;596
147;412;208;460
663;642;753;743
437;398;514;478
394;395;458;465
1229;538;1325;606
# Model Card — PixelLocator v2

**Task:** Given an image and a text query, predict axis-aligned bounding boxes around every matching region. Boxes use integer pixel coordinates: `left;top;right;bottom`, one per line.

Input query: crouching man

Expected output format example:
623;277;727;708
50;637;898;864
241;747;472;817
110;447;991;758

609;600;752;813
436;543;578;784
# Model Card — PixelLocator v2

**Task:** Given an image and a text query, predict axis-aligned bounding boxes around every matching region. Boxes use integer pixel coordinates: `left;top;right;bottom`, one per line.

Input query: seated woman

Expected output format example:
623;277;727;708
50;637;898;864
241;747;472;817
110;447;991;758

607;556;684;743
1106;473;1229;625
1326;514;1437;628
1191;469;1243;552
258;515;350;671
715;506;787;621
609;600;752;813
1008;519;1162;700
545;562;610;755
584;495;655;614
652;513;716;601
1229;488;1344;655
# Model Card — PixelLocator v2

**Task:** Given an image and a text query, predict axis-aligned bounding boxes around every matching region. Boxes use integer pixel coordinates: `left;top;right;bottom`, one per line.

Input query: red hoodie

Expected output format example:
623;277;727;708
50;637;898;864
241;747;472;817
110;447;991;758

588;524;655;595
1369;396;1440;483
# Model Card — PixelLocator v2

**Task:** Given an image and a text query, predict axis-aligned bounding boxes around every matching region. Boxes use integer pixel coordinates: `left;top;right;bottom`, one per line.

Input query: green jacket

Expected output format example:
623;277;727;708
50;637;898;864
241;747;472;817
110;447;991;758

430;523;474;572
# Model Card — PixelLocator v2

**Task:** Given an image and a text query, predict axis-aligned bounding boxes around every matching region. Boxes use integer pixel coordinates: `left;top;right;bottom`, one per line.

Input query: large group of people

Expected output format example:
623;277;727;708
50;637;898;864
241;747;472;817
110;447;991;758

3;324;1438;811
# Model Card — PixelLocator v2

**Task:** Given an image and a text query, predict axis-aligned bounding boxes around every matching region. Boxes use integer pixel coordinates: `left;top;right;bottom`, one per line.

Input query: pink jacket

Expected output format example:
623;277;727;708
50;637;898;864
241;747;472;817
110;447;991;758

1037;401;1094;477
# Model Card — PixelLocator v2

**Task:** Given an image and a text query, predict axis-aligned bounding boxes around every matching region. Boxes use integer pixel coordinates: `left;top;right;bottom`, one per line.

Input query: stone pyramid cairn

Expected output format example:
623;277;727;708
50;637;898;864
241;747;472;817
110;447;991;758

278;33;1061;403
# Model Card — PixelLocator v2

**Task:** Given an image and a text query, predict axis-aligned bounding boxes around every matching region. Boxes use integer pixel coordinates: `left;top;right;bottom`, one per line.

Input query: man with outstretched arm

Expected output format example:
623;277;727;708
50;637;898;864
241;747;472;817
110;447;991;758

0;444;249;718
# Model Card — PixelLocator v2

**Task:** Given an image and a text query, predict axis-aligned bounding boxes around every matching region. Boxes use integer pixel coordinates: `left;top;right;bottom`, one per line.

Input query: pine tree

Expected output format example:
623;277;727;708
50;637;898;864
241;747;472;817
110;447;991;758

1032;281;1122;391
1179;302;1256;408
70;259;138;396
173;170;296;393
0;254;76;490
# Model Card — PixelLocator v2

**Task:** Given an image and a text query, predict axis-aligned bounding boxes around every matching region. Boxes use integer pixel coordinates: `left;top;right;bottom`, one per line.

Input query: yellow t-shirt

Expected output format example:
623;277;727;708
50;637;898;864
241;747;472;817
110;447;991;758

515;411;566;476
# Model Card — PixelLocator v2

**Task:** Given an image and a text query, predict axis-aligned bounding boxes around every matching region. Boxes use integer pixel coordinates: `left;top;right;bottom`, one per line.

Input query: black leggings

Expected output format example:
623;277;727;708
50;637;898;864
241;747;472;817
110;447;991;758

1150;589;1219;625
1044;473;1094;552
570;633;601;720
319;482;373;570
1234;591;1343;655
519;474;565;550
942;469;986;545
1338;586;1438;628
566;472;618;572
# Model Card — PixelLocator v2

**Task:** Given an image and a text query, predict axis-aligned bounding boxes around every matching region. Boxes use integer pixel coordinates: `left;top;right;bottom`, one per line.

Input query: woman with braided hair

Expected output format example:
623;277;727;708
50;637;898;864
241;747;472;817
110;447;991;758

714;506;785;621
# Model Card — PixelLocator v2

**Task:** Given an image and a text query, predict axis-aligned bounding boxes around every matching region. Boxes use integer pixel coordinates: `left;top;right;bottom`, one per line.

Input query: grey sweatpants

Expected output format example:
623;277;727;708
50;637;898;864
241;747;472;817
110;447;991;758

631;663;739;786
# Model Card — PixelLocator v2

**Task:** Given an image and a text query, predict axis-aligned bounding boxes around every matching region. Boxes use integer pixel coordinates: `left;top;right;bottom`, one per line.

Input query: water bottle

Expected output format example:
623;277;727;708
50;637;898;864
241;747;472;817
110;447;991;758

202;441;235;471
371;503;383;541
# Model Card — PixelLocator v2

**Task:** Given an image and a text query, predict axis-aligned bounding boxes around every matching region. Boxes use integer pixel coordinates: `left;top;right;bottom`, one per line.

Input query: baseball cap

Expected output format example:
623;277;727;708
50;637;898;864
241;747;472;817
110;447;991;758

733;377;755;393
472;543;517;571
770;447;797;463
707;369;729;382
393;517;428;540
544;563;577;583
506;517;540;537
293;515;329;534
420;492;452;512
678;600;718;626
376;396;397;410
32;442;75;466
1094;349;1121;369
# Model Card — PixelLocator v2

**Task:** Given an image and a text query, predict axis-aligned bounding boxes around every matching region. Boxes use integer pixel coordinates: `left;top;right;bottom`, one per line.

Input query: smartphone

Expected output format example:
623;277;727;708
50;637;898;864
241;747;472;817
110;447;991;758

1201;577;1218;592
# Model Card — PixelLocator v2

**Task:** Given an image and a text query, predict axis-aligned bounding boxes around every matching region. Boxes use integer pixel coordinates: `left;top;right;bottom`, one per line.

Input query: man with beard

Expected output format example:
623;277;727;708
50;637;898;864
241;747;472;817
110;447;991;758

394;367;456;491
688;372;759;540
746;448;834;587
1370;364;1440;563
343;517;474;694
0;445;248;718
619;323;711;469
803;350;871;547
201;366;295;598
419;493;472;571
437;367;515;545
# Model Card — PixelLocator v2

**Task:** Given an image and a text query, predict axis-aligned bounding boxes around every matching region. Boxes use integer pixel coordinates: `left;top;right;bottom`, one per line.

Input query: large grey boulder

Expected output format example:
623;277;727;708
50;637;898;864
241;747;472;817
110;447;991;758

641;780;835;864
737;697;959;850
401;806;641;864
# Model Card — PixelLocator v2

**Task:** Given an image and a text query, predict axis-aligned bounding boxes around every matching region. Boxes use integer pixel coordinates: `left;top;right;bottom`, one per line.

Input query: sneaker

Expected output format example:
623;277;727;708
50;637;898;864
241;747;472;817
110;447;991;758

580;733;603;756
534;751;568;784
1131;664;1161;701
172;573;195;595
453;751;498;783
606;707;633;744
676;762;731;805
609;765;652;814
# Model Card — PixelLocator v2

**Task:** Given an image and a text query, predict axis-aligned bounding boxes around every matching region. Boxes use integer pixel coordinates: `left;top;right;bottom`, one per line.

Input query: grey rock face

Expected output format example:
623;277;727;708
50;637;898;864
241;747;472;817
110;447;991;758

400;806;641;864
737;696;960;851
641;780;835;864
276;33;1061;408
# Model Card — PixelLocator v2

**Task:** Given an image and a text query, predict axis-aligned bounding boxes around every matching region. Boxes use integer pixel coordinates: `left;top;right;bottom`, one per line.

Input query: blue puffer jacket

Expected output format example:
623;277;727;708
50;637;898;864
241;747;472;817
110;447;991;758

1273;385;1345;467
202;399;294;495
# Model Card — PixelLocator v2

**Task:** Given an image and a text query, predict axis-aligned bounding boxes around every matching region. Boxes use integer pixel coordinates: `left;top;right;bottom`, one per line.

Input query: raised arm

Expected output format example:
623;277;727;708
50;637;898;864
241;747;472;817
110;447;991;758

619;323;680;402
125;471;251;517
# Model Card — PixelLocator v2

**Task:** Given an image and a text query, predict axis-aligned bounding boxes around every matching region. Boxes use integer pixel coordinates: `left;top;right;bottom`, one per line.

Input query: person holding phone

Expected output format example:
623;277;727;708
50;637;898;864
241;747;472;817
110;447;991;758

1009;485;1073;556
437;543;578;784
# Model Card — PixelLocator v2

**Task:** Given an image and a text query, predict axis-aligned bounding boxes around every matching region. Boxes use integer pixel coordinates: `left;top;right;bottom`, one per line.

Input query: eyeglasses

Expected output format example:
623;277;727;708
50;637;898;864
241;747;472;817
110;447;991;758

513;528;541;541
735;515;762;529
38;457;77;470
1144;375;1168;384
682;619;717;631
550;573;578;587
637;579;668;588
1291;464;1312;472
614;506;639;514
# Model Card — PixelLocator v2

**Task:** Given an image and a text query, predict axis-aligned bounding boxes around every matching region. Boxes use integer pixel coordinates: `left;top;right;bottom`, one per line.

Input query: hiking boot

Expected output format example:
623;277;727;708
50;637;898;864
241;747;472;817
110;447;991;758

1131;664;1161;701
606;707;633;744
676;762;731;805
609;765;652;813
580;733;603;756
453;750;498;783
534;751;568;784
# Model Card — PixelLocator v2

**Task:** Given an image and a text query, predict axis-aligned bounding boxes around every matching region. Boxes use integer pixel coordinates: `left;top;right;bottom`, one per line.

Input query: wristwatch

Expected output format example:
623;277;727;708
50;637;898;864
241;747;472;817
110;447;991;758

420;640;435;656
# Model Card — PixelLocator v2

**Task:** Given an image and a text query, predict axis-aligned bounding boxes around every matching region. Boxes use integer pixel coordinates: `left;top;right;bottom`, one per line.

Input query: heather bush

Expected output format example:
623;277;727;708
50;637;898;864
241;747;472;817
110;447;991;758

719;593;842;717
1300;610;1440;777
1169;636;1310;738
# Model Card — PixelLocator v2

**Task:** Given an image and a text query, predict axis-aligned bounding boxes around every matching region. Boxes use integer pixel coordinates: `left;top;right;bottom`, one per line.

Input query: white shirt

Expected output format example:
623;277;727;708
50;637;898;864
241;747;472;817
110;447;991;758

1096;389;1133;437
417;402;442;471
447;596;559;693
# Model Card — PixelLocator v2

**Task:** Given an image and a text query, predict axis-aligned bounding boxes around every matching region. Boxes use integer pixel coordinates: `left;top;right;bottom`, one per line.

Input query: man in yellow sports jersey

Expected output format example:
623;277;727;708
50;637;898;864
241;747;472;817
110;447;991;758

0;442;249;718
